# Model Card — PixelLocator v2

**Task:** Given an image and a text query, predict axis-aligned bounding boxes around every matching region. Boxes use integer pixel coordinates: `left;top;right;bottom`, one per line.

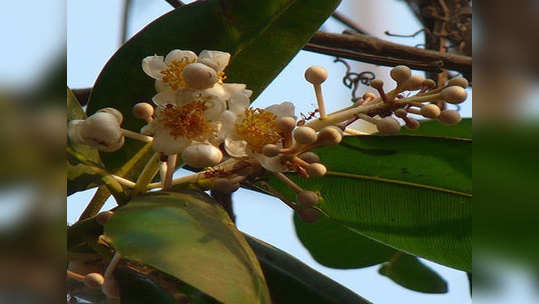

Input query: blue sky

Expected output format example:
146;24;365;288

65;1;475;303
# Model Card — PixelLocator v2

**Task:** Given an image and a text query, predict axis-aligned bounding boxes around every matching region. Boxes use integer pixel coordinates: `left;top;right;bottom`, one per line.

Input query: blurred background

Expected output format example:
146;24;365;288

1;0;538;303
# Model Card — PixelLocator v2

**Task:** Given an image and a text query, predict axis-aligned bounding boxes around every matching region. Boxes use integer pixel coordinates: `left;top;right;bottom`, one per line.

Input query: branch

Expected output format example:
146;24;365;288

164;0;185;8
306;31;471;79
331;11;368;35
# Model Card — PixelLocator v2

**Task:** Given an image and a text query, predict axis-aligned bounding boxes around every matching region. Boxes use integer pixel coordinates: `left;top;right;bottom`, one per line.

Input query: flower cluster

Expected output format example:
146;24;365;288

68;49;469;223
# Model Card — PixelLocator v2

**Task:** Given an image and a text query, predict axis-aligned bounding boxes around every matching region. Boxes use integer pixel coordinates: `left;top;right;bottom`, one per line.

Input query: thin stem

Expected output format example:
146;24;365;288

164;154;177;190
120;0;132;44
67;270;85;281
111;175;136;188
104;252;122;279
133;153;161;195
121;129;153;142
273;172;303;193
331;11;368;35
313;84;327;119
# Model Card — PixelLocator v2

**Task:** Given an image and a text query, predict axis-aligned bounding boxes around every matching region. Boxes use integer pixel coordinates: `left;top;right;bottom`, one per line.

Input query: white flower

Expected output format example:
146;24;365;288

68;112;124;152
221;98;296;172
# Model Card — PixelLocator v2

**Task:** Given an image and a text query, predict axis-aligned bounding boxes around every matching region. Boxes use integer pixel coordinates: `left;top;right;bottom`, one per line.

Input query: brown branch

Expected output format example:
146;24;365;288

304;43;443;72
307;31;471;79
331;11;368;35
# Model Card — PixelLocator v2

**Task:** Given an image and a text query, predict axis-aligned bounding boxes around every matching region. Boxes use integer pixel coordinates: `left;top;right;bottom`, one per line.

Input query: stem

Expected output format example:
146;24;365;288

163;154;177;190
120;0;131;44
133;153;161;195
273;172;303;193
78;186;111;221
331;11;368;34
313;84;327;119
111;175;136;188
67;270;85;281
121;129;153;142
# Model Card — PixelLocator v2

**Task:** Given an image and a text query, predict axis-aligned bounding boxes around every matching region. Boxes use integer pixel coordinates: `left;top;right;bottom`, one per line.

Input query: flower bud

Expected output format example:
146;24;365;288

297;207;320;223
420;104;441;118
390;65;412;84
441;86;467;104
102;276;120;299
293;126;317;145
132;103;154;120
181;144;223;168
370;79;384;90
80;112;124;152
262;144;281;157
317;126;342;146
438;110;461;125
307;163;327;177
277;116;296;133
422;79;436;89
376;117;401;135
96;211;114;225
84;273;105;289
182;62;217;90
394;109;407;118
304;66;328;85
402;74;425;91
97;108;123;124
447;77;469;88
296;190;319;207
298;152;320;164
405;118;420;129
211;178;239;193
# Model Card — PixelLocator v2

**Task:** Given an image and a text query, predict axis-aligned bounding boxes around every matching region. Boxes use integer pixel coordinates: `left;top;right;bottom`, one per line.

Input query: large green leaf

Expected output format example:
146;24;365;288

400;118;472;139
378;253;448;294
272;134;471;271
293;215;396;269
87;0;341;172
104;190;271;304
245;235;372;304
67;88;104;195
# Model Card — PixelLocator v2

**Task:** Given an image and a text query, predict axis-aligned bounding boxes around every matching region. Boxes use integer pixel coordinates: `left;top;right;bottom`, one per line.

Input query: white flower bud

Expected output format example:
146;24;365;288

447;77;469;88
97;108;123;124
438;110;461;125
84;273;105;289
296;190;319;207
298;152;320;164
293;126;317;145
402;74;425;91
211;178;239;193
277;116;296;133
182;63;217;90
68;120;86;145
376;117;401;135
304;66;328;85
132;103;154;120
262;144;281;157
80;112;124;152
307;163;327;177
390;65;412;84
420;104;441;118
441;86;467;104
181;144;223;168
317;126;342;146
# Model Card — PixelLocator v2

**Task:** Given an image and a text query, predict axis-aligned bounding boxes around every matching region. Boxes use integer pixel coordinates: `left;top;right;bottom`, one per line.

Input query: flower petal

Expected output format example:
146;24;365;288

164;49;197;65
203;95;226;121
265;101;295;118
253;153;289;172
152;130;190;155
224;137;248;158
198;50;231;72
155;79;169;93
152;90;176;107
142;55;166;79
229;92;250;115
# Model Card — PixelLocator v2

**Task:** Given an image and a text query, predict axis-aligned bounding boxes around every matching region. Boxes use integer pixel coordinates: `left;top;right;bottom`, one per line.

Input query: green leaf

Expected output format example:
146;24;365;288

293;215;396;269
67;88;104;195
400;118;472;139
245;235;372;304
87;0;341;172
116;266;177;304
378;253;448;294
104;190;271;304
272;134;471;271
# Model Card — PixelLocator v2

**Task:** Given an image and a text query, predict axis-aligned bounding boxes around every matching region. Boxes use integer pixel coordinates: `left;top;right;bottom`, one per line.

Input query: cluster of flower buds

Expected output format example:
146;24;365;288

68;48;469;223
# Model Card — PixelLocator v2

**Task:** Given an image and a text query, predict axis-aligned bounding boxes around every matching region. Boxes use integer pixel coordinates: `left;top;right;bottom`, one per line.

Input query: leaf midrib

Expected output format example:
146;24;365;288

325;171;472;198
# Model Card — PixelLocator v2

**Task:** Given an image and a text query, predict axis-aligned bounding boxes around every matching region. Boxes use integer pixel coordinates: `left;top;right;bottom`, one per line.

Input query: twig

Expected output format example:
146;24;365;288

307;31;471;77
304;43;443;72
120;0;132;44
164;0;185;8
331;11;368;35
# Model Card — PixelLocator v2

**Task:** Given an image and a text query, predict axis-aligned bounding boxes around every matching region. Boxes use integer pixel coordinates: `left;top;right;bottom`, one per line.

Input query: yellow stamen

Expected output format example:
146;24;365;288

160;58;196;90
217;71;227;85
159;101;216;141
235;108;282;153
